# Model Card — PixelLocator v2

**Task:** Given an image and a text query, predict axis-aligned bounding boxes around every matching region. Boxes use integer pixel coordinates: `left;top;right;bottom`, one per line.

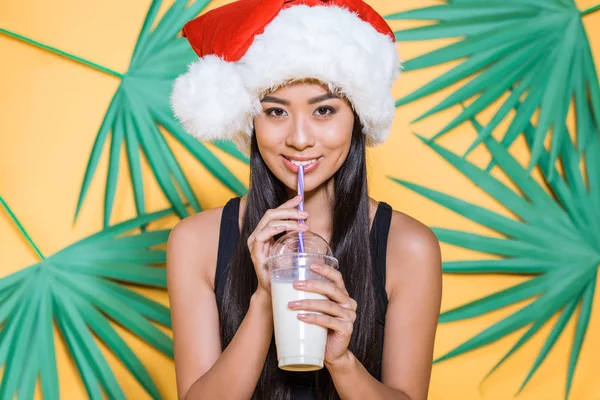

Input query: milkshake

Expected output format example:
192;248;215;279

265;231;339;371
271;279;328;371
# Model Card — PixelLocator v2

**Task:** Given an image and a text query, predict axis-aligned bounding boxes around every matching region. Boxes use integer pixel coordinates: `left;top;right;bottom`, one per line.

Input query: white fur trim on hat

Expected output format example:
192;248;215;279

170;55;257;142
171;5;401;153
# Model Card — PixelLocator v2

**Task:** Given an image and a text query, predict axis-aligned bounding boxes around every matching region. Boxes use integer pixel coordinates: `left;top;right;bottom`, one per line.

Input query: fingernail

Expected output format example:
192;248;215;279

288;301;301;307
297;313;308;319
310;265;322;270
294;280;306;288
298;211;309;217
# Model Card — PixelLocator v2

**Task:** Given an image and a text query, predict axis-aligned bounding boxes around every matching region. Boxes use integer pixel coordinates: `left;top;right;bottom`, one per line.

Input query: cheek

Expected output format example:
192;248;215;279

254;118;290;180
321;122;353;163
254;118;279;155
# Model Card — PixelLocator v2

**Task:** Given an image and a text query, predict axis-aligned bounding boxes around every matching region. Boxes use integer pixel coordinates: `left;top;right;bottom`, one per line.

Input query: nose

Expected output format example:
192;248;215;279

285;114;316;151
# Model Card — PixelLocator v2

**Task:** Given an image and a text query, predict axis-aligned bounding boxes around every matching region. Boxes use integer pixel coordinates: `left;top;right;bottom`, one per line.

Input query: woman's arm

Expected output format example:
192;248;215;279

316;212;442;400
182;289;273;400
167;197;309;399
326;352;410;399
167;213;273;400
379;212;442;400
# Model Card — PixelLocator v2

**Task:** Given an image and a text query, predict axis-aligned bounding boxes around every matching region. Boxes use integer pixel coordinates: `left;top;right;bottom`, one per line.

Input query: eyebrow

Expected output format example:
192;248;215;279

260;92;341;106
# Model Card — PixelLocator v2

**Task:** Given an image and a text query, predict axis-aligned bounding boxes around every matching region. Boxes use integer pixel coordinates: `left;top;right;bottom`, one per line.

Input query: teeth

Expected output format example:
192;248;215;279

290;159;317;166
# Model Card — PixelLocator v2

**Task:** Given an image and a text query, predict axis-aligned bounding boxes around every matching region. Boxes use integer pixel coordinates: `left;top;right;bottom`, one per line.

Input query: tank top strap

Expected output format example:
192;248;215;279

215;197;241;308
370;201;392;321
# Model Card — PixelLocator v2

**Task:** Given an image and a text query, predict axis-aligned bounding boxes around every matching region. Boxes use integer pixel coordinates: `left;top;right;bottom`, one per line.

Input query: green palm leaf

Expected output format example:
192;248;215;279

0;197;173;399
0;0;249;227
389;100;600;397
75;0;248;226
387;0;600;170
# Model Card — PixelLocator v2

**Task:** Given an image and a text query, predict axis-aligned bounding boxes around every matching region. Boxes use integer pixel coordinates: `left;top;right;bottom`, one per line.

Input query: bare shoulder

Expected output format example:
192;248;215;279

385;208;442;300
388;210;440;260
167;204;233;398
166;205;226;290
376;206;442;399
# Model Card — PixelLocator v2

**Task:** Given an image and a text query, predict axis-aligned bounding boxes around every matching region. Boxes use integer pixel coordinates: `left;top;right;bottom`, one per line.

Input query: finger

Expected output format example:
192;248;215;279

254;222;309;244
278;195;304;209
257;195;306;229
288;299;355;322
255;207;308;233
297;313;354;337
264;219;310;233
293;280;353;309
310;264;347;295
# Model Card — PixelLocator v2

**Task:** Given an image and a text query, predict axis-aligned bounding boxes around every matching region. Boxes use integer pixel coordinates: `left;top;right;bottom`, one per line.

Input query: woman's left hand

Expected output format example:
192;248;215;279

288;264;357;367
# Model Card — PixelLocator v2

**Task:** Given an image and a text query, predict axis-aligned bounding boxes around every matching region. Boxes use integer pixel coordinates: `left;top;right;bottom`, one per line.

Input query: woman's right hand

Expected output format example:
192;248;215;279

247;195;310;295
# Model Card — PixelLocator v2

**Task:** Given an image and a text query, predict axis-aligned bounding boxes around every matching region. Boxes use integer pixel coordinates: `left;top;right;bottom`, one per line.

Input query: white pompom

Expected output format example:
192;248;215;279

170;55;255;141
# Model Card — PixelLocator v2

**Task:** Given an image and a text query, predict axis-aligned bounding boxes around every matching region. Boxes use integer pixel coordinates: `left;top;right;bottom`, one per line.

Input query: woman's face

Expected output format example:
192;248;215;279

254;82;355;193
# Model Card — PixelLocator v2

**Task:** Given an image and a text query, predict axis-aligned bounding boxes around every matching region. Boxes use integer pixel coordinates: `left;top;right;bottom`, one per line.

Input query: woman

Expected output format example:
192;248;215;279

167;1;442;399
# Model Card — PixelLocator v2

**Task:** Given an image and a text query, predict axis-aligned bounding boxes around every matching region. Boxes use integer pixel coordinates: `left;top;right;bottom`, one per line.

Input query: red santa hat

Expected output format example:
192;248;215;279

170;0;401;153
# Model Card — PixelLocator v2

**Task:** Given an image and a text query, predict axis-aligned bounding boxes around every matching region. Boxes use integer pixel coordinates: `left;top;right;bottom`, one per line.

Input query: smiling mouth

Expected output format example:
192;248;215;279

288;158;318;166
281;156;322;174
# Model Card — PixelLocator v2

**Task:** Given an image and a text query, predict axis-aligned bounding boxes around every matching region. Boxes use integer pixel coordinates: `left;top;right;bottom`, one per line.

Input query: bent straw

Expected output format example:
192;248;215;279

297;165;305;253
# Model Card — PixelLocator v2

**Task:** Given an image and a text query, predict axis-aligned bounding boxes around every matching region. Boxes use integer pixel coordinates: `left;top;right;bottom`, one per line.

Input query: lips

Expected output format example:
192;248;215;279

281;156;323;174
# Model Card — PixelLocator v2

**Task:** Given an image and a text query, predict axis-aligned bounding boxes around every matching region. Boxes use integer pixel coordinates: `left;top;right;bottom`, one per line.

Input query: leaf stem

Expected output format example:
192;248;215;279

0;197;46;260
0;28;124;79
582;4;600;16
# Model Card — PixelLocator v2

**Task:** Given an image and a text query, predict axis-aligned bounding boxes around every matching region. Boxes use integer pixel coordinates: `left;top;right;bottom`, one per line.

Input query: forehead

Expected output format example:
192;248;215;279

268;81;329;97
262;79;349;104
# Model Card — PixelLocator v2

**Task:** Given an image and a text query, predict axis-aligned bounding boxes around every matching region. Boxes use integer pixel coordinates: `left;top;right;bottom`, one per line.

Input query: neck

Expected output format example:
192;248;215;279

287;180;335;243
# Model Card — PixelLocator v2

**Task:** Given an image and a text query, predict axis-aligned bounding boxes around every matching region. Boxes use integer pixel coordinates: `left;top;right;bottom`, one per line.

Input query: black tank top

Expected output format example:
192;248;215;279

214;197;393;399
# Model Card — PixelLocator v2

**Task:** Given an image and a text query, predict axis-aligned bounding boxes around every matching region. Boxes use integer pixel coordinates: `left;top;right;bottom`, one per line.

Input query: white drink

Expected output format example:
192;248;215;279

271;281;328;371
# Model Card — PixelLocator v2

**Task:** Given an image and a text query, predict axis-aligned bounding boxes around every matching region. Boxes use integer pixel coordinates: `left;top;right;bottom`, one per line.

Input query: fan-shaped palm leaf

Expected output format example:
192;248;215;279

0;0;249;228
387;1;600;171
77;0;249;226
390;94;600;398
0;197;173;399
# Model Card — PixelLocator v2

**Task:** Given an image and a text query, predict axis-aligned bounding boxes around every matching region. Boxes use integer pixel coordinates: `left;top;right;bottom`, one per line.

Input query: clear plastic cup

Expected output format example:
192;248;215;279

265;231;339;371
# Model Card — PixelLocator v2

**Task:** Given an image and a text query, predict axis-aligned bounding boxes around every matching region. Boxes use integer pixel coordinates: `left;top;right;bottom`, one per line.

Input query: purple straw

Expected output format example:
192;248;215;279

297;165;305;253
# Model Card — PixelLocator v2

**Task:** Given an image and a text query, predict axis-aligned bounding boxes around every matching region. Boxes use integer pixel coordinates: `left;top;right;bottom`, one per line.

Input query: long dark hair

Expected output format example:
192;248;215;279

218;115;379;399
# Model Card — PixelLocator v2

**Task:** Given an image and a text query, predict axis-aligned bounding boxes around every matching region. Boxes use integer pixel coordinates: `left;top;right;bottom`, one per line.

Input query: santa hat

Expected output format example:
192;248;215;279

170;0;401;153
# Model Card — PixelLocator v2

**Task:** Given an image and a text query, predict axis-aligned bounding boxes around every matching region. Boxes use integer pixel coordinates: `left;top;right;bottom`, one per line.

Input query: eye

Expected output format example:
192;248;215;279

314;106;336;116
265;108;287;118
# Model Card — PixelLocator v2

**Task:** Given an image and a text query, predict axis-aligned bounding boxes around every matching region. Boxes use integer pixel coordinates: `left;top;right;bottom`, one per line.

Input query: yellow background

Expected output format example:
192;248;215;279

1;0;600;398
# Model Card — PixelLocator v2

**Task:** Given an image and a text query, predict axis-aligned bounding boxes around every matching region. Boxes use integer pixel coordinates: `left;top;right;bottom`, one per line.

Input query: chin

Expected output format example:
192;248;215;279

279;173;324;194
297;177;331;194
